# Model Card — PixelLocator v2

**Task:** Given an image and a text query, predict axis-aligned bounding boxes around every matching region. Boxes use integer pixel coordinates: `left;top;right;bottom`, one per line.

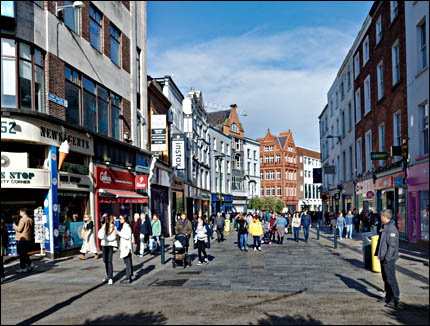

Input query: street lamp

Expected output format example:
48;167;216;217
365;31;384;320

56;1;86;16
214;153;226;213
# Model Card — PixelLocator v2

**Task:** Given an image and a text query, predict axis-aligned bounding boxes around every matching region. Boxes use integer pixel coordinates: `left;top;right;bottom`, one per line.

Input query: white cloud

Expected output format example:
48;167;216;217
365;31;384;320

148;26;357;151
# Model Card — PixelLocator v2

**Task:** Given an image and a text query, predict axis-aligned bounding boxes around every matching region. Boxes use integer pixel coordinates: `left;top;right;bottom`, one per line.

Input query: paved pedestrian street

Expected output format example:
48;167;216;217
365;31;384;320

1;227;429;325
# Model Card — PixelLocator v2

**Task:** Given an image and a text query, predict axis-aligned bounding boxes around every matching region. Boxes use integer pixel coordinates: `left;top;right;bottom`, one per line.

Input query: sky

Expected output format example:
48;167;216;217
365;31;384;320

147;1;373;151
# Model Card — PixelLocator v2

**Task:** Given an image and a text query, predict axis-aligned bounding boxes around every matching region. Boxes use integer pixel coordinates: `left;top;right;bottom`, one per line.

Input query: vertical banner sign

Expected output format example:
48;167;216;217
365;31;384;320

172;134;185;170
151;115;167;152
44;146;59;254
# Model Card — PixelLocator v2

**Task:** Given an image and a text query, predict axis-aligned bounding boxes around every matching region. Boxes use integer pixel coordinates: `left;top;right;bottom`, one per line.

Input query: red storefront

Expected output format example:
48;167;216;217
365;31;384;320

95;166;148;248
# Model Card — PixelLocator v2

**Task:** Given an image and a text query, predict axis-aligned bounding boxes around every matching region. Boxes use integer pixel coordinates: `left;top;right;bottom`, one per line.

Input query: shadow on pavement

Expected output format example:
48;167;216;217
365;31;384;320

384;302;430;325
83;311;167;325
343;258;364;269
335;274;380;299
252;312;322;325
399;254;429;265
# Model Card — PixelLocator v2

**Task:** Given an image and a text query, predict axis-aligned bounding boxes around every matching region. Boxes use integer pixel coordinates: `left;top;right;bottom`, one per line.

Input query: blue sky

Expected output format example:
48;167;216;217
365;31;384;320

147;1;373;151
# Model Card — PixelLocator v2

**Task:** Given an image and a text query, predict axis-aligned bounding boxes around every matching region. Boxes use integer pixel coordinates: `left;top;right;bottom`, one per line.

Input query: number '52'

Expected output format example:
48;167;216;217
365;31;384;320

1;121;17;134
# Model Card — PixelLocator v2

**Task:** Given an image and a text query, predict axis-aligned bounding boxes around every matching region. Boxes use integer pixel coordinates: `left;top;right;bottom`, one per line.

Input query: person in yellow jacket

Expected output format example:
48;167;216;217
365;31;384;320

249;215;263;251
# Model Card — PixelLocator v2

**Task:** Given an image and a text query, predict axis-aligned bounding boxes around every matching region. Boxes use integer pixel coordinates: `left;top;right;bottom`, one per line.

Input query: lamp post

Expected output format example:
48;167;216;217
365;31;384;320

215;154;226;213
55;1;85;16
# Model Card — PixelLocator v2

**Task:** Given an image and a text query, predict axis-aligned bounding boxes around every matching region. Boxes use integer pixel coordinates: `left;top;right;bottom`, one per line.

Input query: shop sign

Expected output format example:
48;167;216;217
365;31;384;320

172;134;185;170
367;191;375;199
1;168;50;189
95;166;134;191
371;152;388;160
201;193;210;200
375;173;404;190
323;165;336;175
58;172;91;191
135;175;148;190
151;115;167;152
394;177;404;187
1;116;94;156
48;93;68;108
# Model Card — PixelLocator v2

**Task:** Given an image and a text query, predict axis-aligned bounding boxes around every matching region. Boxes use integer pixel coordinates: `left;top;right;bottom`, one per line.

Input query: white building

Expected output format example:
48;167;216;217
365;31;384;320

243;137;261;210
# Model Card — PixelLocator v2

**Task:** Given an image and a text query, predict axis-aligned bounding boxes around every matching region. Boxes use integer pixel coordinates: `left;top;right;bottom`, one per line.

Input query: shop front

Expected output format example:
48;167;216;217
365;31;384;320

200;191;211;217
328;188;340;213
212;193;234;214
356;178;376;219
342;181;355;212
150;165;172;236
407;162;429;245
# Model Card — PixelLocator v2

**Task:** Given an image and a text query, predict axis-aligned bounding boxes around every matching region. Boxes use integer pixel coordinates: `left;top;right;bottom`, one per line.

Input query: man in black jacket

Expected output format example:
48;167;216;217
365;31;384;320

376;209;400;308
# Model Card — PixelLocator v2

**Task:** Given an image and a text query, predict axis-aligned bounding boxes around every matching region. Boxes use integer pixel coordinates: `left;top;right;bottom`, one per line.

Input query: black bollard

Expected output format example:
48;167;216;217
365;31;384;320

334;227;338;249
160;236;165;264
317;223;320;240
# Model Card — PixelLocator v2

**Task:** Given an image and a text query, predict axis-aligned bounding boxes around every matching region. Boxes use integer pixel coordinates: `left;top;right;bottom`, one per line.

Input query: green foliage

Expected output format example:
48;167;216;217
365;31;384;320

248;197;285;213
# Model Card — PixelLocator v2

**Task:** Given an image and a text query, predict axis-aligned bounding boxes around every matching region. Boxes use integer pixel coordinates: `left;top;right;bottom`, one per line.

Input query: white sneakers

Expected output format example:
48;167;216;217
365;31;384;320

108;279;113;285
258;247;262;251
254;247;257;251
103;277;113;285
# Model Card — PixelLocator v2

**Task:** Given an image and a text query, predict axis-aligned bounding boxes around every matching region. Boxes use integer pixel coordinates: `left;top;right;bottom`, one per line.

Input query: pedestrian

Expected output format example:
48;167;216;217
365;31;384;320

292;212;301;243
376;209;400;308
236;214;249;252
353;209;360;232
345;210;354;239
138;213;152;257
301;210;312;243
269;213;277;243
249;215;263;251
151;213;162;249
13;208;34;273
79;215;99;260
131;213;141;255
273;214;288;245
330;214;337;234
97;215;118;285
175;212;193;237
336;212;346;240
194;216;210;265
233;213;241;248
116;215;133;284
1;217;8;283
214;212;225;243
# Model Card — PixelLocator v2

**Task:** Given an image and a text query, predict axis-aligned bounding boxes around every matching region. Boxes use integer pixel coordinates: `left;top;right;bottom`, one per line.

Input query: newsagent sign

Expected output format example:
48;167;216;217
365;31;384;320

1;115;94;156
1;169;50;189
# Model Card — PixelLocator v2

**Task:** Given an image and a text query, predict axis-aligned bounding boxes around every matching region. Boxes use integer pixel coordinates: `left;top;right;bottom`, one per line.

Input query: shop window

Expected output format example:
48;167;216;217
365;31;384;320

83;77;97;132
90;5;102;51
110;24;121;66
34;49;44;112
421;104;429;155
111;93;121;140
65;66;81;125
97;85;109;136
1;38;17;108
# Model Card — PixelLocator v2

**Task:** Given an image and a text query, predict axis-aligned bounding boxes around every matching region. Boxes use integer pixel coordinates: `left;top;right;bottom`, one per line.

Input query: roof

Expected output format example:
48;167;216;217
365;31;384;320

207;110;231;131
275;136;288;148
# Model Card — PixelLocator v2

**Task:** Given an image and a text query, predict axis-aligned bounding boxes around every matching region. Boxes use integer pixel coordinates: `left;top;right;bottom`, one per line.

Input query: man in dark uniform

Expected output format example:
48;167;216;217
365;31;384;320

376;209;400;308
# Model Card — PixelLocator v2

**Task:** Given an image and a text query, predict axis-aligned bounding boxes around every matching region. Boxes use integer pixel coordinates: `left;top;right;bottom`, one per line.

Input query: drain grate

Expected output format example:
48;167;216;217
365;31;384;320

80;266;99;271
150;279;188;287
178;271;201;275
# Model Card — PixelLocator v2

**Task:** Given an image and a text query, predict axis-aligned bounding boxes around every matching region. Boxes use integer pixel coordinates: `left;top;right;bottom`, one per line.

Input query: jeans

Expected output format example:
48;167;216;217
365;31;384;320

338;225;344;239
216;227;224;242
253;236;261;248
293;227;300;241
239;233;248;249
303;226;310;241
123;253;133;279
381;260;400;302
18;241;31;269
346;225;353;238
102;246;114;280
197;240;208;262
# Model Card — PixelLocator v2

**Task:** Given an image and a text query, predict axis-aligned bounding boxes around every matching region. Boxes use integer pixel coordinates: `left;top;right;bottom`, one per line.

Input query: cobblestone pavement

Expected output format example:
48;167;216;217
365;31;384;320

1;226;429;325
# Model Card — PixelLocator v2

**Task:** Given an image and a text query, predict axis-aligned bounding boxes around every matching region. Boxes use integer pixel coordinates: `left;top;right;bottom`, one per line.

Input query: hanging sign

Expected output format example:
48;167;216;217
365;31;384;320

172;134;185;170
151;115;167;152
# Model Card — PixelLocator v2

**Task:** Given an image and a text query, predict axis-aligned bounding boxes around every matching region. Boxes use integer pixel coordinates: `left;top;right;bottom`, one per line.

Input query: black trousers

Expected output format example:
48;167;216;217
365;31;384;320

135;235;140;254
123;253;133;279
18;241;31;269
381;260;400;301
197;240;208;262
102;246;114;280
216;227;224;242
1;255;4;278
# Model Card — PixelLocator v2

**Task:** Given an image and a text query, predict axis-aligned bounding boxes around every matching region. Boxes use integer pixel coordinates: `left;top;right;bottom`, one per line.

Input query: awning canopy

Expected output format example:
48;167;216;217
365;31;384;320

98;189;148;204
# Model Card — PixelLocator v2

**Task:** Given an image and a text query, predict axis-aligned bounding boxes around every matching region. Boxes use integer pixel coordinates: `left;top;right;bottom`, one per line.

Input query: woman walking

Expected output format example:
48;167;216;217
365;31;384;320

151;214;162;249
97;215;118;285
249;215;263;251
345;210;354;239
116;215;133;284
79;215;99;260
292;212;301;243
273;214;289;245
194;216;210;265
337;212;346;240
138;213;152;257
269;213;277;244
236;215;250;252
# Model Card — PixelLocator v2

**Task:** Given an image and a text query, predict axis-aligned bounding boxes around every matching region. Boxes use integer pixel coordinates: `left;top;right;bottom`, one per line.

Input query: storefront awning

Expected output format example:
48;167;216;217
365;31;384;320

99;189;149;204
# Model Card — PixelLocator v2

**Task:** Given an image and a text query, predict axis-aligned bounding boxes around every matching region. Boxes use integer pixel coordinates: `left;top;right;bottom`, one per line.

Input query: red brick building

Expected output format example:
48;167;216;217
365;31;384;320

257;130;298;211
354;1;408;231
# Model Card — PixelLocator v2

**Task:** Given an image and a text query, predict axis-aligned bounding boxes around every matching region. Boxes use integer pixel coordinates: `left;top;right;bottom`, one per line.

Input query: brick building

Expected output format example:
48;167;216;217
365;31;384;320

257;130;298;212
354;1;408;236
296;147;322;211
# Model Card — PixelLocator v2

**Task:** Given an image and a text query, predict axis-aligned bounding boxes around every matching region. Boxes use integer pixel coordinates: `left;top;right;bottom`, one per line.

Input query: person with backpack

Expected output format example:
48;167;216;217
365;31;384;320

138;214;152;257
214;212;225;243
116;215;133;284
249;215;263;251
273;214;289;245
97;215;118;285
301;210;312;243
194;216;210;265
292;212;301;243
235;214;249;252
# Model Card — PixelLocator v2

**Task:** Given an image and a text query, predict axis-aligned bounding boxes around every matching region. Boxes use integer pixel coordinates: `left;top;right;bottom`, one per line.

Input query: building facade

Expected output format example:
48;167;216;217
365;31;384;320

296;147;322;211
243;137;261;210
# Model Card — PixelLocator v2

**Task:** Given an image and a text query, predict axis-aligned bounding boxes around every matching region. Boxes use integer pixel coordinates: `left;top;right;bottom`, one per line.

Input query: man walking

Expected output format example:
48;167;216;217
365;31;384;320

13;208;34;273
301;210;312;243
376;209;400;308
214;212;225;243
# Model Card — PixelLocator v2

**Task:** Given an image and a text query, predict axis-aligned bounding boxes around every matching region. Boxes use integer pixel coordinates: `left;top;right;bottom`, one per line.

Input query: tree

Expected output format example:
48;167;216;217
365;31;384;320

248;197;263;210
274;199;285;213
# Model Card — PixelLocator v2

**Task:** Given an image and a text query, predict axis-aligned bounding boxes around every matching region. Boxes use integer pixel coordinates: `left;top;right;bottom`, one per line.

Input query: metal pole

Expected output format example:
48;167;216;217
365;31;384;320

160;236;165;264
334;226;338;249
317;223;320;240
219;158;222;213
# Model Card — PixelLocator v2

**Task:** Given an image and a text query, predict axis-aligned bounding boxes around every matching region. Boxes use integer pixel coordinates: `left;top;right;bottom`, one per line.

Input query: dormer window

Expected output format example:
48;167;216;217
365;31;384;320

231;123;238;133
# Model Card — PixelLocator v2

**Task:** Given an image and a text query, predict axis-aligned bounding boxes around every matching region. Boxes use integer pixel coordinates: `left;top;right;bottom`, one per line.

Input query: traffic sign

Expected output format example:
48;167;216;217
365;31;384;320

366;191;375;199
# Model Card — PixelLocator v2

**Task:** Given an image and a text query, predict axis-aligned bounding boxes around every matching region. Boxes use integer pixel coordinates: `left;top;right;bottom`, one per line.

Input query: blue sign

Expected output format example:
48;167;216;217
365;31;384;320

48;93;68;108
394;177;404;187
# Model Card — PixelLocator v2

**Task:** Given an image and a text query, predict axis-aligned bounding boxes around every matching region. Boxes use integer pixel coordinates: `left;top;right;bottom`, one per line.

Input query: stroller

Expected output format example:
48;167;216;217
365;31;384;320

172;233;192;268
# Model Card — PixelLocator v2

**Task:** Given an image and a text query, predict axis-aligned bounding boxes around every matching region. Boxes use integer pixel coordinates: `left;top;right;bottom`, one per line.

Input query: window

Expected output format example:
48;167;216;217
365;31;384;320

271;187;275;196
300;170;303;177
376;16;382;45
247;148;250;158
418;21;427;70
97;86;109;136
277;171;281;180
300;185;304;192
365;130;372;172
226;144;230;155
277;187;281;196
276;155;280;163
213;138;217;150
355;88;361;123
340;82;344;98
223;142;226;154
261;188;264;196
34;1;43;7
356;138;363;175
64;1;79;34
270;156;274;163
393;111;401;146
247;162;251;174
19;43;33;110
90;5;102;51
230;123;238;133
227;161;231;173
254;163;257;176
299;156;303;163
363;36;369;65
265;156;269;164
392;42;400;85
34;49;45;112
65;66;81;125
349;146;353;179
390;1;398;23
354;53;360;79
331;126;334;147
270;171;274;180
260;172;263;180
336;91;339;108
254;150;257;160
379;123;385;167
111;93;121;140
83;77;97;132
110;24;121;66
341;111;345;137
330;100;334;116
421;103;429;155
265;172;270;180
348;102;353;130
377;61;384;100
364;75;371;114
347;70;351;89
1;38;16;108
266;187;270;196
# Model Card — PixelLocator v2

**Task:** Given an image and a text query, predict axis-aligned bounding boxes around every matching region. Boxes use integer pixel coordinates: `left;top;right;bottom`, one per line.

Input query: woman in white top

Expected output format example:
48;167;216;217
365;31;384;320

79;215;98;260
97;215;118;285
116;215;133;284
292;212;302;243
